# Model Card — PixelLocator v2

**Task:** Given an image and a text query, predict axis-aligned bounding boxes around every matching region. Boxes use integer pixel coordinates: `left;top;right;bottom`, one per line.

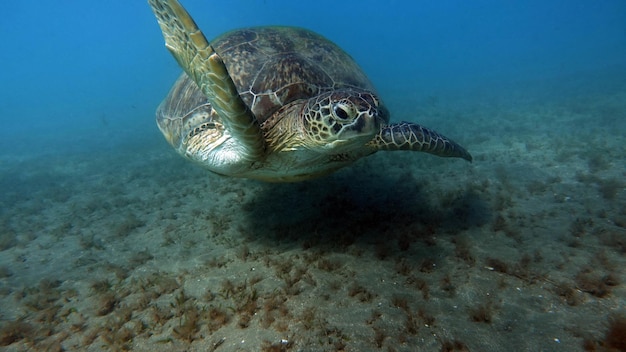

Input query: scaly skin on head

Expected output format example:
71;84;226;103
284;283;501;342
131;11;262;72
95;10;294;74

301;89;386;151
262;89;386;154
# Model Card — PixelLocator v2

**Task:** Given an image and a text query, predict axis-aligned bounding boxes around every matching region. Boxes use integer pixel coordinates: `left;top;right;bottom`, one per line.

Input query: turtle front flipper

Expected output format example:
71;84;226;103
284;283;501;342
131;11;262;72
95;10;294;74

370;122;472;162
148;0;265;161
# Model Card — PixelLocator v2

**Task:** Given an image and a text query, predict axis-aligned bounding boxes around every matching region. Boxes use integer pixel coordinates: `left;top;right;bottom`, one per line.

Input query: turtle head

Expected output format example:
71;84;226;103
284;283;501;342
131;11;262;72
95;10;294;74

303;89;389;152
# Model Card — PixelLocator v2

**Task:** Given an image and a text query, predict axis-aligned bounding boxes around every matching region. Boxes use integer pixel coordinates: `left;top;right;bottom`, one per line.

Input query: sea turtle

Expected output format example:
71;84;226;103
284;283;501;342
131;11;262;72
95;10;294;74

148;0;472;182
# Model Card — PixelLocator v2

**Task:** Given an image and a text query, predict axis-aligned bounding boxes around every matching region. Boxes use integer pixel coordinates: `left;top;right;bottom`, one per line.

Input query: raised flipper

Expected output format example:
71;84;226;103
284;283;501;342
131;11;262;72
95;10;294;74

148;0;265;161
370;122;472;162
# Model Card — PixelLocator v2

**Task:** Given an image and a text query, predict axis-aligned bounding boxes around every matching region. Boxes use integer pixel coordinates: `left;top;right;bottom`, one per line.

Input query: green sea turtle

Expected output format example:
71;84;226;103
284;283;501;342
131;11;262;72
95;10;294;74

148;0;472;182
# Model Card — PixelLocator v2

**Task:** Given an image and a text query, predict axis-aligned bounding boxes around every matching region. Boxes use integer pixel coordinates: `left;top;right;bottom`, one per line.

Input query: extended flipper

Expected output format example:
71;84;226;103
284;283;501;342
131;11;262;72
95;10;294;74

148;0;265;161
370;122;472;162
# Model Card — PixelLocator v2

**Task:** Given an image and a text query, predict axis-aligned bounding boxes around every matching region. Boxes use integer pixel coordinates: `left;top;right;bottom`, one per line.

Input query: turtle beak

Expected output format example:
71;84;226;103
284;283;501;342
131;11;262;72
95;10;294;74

337;108;381;145
348;94;385;135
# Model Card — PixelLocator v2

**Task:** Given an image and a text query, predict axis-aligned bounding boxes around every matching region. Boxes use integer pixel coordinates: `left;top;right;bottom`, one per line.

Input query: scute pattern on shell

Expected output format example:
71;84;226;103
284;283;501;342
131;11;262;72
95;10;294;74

210;26;375;123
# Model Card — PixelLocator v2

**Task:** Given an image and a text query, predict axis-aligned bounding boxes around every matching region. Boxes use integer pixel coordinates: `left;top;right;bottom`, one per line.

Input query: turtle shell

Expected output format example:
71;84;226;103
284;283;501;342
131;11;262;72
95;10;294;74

160;26;377;126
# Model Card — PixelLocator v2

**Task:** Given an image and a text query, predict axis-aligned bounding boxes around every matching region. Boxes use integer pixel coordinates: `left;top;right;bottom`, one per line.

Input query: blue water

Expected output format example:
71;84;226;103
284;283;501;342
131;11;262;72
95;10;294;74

1;1;626;351
1;1;624;145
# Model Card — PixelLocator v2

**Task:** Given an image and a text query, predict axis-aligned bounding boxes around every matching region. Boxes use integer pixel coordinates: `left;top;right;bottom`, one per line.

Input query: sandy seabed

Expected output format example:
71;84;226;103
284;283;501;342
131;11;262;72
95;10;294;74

0;88;625;352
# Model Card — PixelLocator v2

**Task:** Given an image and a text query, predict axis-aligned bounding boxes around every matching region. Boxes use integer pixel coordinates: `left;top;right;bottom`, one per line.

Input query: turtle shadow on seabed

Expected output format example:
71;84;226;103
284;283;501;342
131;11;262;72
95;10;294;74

240;159;491;254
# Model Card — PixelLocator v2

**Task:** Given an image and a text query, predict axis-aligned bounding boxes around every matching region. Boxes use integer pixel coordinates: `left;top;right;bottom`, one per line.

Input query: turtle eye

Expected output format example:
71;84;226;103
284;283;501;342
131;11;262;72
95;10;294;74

332;102;356;122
